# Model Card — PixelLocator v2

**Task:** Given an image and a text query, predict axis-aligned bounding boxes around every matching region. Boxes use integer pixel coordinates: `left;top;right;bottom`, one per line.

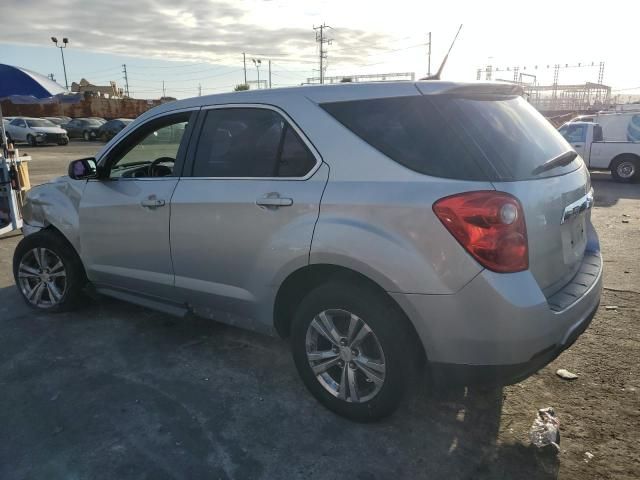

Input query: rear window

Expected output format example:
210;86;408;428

321;95;578;181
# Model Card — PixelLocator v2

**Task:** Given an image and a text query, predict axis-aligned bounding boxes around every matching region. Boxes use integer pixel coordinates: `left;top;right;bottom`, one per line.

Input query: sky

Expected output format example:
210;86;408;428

1;0;639;100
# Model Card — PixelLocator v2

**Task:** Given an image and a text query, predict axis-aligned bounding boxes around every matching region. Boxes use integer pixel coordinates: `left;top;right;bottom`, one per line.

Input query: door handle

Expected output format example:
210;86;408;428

140;197;166;209
573;144;583;147
256;194;293;208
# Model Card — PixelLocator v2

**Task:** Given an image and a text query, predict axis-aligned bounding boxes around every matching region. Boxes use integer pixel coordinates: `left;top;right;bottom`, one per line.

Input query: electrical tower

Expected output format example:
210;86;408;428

122;64;130;97
314;23;332;84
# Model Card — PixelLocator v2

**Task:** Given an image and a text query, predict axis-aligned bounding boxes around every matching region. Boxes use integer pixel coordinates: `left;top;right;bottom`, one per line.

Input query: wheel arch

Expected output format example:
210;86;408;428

273;263;427;360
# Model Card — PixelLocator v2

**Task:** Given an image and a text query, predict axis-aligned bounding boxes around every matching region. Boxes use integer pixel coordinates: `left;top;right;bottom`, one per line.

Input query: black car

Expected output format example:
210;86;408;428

97;118;133;141
63;118;104;141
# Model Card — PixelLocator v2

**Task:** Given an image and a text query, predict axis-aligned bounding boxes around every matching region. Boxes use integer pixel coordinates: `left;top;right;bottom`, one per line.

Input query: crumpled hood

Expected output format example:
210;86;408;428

31;126;67;135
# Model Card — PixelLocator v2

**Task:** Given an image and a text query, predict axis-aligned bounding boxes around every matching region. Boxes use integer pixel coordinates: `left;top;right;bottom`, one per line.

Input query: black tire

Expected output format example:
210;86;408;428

291;280;414;421
57;138;69;146
13;229;87;312
610;155;640;183
27;134;37;147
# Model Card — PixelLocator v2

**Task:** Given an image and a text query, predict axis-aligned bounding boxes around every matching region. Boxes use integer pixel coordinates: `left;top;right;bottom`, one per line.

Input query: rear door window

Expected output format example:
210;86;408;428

192;108;316;178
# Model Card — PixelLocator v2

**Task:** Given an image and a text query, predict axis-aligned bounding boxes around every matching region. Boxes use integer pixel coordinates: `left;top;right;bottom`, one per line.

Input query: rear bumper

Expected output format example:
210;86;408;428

429;298;598;386
390;249;603;386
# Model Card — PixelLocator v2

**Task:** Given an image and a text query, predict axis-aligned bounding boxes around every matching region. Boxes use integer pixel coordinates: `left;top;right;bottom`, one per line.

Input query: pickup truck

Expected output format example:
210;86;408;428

558;121;640;182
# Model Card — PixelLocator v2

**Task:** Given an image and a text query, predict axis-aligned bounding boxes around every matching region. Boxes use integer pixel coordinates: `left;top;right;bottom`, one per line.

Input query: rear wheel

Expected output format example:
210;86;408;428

83;131;90;141
13;230;87;312
611;155;639;183
291;280;414;421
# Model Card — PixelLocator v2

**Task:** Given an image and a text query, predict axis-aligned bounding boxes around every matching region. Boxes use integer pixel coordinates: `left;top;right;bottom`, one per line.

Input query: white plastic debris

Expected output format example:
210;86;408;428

556;368;579;380
529;407;560;451
605;305;618;311
584;452;594;462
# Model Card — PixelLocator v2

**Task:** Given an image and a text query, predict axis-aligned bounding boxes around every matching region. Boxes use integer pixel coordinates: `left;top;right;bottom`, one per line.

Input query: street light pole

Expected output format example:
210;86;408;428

252;58;262;89
51;37;69;89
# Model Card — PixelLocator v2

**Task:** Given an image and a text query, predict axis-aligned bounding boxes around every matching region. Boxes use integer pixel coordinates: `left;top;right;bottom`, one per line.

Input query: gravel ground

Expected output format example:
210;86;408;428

0;143;638;479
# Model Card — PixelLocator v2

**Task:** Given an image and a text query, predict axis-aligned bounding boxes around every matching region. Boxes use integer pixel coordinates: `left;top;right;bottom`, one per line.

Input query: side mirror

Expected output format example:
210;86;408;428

68;157;97;180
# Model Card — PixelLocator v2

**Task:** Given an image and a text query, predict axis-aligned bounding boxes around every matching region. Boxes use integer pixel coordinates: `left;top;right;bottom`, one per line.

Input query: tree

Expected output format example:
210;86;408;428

234;84;250;91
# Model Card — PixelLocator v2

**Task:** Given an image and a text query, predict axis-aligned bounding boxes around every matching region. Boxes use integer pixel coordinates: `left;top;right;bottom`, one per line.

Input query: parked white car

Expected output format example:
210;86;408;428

5;117;69;146
559;121;640;182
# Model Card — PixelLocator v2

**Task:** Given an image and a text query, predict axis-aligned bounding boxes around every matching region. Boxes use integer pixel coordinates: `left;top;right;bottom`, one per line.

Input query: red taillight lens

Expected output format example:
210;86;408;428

433;191;528;273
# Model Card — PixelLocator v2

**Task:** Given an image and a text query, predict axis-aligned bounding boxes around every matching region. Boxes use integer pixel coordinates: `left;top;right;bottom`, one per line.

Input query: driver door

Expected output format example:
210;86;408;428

79;110;195;300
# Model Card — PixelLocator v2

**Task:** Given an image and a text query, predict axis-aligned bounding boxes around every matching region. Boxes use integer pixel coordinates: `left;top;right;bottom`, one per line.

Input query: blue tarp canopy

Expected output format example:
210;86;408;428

0;63;80;103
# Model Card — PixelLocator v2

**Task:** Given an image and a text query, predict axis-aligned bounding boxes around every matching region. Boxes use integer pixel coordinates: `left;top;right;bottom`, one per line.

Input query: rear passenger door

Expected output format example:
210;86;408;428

170;105;328;330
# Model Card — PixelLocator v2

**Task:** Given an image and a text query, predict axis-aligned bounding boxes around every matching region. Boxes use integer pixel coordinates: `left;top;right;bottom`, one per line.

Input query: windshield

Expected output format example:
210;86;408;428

26;119;56;128
83;119;102;126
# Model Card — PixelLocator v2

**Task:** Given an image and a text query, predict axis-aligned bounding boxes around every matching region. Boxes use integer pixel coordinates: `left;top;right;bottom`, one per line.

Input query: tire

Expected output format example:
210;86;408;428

27;134;37;147
291;280;414;421
83;131;90;141
13;229;87;312
611;155;639;183
57;138;69;146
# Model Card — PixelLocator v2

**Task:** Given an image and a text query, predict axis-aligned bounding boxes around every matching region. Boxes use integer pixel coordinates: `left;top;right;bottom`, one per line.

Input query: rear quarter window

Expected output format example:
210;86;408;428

322;94;578;181
320;96;488;181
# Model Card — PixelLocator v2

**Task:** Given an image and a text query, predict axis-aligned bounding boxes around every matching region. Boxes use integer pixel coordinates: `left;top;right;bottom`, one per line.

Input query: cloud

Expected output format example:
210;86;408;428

1;0;392;66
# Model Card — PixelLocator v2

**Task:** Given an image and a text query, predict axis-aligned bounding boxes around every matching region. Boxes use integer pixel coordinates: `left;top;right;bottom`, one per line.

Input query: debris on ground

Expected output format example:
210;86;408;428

556;369;579;380
529;407;561;451
605;305;619;310
622;220;630;224
584;452;594;462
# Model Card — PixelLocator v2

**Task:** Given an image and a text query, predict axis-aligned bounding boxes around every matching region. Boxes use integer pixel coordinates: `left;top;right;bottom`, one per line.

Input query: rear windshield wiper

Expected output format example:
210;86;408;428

531;151;577;176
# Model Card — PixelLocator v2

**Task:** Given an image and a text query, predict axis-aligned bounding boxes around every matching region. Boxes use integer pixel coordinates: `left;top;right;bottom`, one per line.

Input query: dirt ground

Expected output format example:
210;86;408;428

0;143;638;479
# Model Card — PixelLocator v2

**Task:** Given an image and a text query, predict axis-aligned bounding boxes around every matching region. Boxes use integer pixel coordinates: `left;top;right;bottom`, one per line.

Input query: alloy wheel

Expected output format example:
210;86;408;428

305;309;386;403
17;248;67;308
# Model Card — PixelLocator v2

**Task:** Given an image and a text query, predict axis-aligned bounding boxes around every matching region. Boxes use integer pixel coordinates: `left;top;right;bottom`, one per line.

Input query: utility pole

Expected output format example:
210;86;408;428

268;60;272;88
314;23;332;84
198;83;202;96
427;32;432;76
50;37;69;89
243;52;247;85
122;64;130;97
162;80;166;98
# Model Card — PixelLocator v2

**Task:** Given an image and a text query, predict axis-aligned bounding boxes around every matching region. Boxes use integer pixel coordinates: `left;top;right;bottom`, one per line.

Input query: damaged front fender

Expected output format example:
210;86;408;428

22;176;86;252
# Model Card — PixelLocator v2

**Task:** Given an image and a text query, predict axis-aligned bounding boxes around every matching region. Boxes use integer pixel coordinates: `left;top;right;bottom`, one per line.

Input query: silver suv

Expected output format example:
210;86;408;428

13;82;602;420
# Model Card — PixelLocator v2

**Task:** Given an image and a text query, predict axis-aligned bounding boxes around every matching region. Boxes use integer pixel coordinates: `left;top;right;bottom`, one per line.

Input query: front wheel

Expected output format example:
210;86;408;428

27;134;37;147
13;230;87;312
291;280;414;421
611;155;639;183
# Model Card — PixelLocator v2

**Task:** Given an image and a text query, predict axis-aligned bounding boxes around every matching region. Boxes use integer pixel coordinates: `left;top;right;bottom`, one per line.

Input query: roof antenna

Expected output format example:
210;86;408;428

421;24;463;80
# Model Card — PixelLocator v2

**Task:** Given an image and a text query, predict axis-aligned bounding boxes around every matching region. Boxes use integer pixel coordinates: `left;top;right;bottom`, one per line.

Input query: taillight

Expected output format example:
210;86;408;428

433;191;528;273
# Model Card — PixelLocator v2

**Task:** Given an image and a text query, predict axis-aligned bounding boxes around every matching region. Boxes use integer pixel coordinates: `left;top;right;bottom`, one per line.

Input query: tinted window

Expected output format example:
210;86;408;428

321;96;487;180
192;108;316;178
322;95;577;180
437;95;576;179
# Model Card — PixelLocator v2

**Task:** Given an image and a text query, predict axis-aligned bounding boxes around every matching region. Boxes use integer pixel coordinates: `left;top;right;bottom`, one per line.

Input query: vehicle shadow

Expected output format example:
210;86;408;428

0;286;559;479
591;172;640;208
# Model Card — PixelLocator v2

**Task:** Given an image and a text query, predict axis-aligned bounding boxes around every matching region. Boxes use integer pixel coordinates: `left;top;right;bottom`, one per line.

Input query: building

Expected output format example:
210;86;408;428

71;78;124;99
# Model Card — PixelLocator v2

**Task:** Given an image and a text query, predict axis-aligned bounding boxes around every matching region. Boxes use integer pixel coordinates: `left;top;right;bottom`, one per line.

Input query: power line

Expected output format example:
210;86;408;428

314;23;332;84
